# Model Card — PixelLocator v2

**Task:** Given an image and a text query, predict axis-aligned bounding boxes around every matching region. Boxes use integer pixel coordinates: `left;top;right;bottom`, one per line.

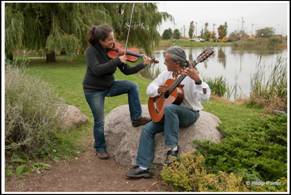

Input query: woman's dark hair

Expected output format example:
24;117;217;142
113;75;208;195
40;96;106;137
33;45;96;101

88;24;113;45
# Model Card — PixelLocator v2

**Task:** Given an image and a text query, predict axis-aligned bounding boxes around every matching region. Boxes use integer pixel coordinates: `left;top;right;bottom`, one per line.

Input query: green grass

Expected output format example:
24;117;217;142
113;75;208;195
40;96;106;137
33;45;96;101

22;55;282;150
158;39;232;48
11;56;151;174
203;99;264;133
8;55;287;191
24;56;151;115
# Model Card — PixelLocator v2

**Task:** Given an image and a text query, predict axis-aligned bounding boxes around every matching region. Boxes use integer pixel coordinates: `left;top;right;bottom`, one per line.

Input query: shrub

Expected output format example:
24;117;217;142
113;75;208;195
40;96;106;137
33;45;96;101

161;152;248;192
194;114;287;191
5;64;65;159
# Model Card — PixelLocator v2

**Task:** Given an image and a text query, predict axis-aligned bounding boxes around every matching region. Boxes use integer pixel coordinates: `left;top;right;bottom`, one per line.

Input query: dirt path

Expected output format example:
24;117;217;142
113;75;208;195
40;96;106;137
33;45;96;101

5;137;164;192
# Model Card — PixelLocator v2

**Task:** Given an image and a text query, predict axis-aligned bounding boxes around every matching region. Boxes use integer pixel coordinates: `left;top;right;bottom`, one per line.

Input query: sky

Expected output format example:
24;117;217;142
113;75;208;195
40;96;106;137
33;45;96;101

156;1;289;37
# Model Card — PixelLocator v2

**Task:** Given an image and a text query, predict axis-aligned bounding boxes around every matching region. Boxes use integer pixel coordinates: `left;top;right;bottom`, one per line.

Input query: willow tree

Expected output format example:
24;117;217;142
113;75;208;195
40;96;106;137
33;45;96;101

5;5;24;61
5;3;171;62
103;3;172;55
5;3;110;62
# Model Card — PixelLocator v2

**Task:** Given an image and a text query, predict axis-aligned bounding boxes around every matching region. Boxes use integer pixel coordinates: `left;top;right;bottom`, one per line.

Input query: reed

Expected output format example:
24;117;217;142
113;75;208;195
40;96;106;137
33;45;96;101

249;56;287;112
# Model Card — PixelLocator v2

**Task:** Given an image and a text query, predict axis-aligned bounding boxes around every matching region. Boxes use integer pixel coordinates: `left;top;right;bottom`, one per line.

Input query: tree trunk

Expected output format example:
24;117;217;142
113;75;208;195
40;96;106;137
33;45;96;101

60;48;66;55
6;51;14;61
46;51;56;63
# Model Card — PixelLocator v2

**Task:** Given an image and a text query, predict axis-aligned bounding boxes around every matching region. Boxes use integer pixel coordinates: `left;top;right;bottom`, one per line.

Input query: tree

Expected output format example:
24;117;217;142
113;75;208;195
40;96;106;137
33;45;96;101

228;30;249;41
5;6;24;61
202;22;211;41
217;22;227;40
256;27;275;38
173;29;181;39
162;28;172;39
103;3;172;55
228;31;240;42
5;3;104;62
188;21;194;39
238;30;249;40
5;3;172;61
209;32;217;41
200;29;204;38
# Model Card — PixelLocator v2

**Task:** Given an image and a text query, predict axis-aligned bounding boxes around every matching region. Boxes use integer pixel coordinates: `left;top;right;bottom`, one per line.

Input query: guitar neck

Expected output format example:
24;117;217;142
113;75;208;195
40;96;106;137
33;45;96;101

168;60;198;94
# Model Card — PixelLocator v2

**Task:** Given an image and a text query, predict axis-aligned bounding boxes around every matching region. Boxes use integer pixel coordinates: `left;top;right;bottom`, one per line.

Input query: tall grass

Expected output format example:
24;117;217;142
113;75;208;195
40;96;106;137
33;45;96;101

205;76;228;97
250;56;287;112
5;64;65;159
232;37;287;51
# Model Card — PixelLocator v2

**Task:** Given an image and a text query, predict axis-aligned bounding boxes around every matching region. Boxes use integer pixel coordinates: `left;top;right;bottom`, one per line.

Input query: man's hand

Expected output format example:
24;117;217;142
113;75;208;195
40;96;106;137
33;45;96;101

158;84;168;94
181;67;201;82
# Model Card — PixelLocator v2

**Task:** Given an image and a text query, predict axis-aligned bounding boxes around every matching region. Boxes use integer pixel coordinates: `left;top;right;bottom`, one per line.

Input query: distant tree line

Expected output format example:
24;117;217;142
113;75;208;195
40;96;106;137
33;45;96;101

162;20;280;43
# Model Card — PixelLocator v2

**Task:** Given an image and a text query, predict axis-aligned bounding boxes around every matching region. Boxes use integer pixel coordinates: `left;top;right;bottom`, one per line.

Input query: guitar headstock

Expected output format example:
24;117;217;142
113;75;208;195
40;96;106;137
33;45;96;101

196;48;214;63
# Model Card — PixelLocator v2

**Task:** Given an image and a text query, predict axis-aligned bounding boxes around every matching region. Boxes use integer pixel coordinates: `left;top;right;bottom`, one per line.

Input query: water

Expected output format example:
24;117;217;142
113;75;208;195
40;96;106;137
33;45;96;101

140;46;287;100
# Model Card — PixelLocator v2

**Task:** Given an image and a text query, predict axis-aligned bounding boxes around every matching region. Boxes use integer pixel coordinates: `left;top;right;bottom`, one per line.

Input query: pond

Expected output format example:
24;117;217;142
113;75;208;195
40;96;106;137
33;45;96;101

140;46;287;100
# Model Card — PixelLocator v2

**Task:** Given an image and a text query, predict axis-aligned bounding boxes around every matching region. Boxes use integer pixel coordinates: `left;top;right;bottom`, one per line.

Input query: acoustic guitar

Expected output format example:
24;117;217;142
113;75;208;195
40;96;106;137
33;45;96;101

148;48;214;122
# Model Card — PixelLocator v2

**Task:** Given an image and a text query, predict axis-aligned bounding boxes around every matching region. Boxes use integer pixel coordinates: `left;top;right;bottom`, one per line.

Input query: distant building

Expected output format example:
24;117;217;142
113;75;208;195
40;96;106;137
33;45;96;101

190;38;205;42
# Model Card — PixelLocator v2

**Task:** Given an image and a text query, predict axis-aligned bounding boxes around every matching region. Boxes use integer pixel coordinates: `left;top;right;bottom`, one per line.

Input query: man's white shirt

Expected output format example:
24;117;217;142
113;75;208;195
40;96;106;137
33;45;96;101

146;71;211;111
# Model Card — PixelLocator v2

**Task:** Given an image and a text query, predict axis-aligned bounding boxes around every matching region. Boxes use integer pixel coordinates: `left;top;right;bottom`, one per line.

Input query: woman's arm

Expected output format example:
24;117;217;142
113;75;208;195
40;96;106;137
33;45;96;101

117;63;145;75
86;48;121;76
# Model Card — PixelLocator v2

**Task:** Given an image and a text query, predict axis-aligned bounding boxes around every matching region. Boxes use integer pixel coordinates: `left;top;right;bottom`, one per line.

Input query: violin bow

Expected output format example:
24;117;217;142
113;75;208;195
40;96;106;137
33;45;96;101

124;3;135;54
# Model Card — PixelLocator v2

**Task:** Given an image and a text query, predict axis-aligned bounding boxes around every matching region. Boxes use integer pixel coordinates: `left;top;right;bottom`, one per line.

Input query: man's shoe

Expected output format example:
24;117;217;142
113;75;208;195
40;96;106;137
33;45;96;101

96;151;110;160
164;147;179;165
126;165;152;179
132;116;151;127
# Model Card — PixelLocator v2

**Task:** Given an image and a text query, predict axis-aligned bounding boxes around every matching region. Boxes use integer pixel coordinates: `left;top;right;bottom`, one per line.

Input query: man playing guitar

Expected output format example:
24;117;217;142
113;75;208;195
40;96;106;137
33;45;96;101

127;46;211;179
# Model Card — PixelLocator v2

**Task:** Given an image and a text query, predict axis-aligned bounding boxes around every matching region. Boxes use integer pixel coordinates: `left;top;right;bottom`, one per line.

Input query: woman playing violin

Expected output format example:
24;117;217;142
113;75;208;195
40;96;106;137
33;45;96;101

83;24;151;159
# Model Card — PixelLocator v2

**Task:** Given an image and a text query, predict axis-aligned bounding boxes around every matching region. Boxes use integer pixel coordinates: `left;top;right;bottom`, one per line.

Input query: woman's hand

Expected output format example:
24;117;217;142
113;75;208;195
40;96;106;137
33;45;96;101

119;55;127;63
143;56;152;65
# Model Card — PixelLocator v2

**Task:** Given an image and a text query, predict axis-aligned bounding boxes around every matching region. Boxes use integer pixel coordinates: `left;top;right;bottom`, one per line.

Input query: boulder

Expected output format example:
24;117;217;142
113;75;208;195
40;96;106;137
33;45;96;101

59;104;88;129
104;104;221;166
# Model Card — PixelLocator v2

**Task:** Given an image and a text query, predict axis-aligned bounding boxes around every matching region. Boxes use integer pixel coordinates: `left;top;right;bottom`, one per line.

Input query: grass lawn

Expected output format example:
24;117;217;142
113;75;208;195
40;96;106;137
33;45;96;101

23;55;264;130
9;55;286;191
158;39;232;48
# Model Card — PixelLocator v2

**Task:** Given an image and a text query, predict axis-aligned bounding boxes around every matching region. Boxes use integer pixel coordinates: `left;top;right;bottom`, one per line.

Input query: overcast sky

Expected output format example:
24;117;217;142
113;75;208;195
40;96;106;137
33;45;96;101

156;1;289;36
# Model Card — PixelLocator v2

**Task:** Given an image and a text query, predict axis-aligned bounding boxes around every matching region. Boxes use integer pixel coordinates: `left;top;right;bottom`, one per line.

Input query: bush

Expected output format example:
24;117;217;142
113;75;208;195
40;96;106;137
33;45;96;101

194;114;287;191
5;64;65;159
161;152;248;192
267;37;283;49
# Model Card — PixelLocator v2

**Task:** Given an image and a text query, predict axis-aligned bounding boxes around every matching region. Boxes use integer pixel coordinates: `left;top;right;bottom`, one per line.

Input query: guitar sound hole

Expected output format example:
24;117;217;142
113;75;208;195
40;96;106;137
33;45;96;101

164;91;170;98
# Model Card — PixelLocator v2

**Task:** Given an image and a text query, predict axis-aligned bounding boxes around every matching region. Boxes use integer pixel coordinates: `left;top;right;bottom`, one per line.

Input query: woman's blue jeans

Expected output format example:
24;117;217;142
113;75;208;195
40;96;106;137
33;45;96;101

84;80;142;153
136;104;200;168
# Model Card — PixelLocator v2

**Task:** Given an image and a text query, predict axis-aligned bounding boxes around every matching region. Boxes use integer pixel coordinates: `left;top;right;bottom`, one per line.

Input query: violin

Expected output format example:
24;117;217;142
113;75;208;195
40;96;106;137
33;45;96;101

107;42;159;64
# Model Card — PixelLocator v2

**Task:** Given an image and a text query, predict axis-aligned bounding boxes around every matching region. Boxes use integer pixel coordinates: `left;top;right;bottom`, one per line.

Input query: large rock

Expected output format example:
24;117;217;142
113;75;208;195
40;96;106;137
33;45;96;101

59;104;88;129
104;104;221;166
